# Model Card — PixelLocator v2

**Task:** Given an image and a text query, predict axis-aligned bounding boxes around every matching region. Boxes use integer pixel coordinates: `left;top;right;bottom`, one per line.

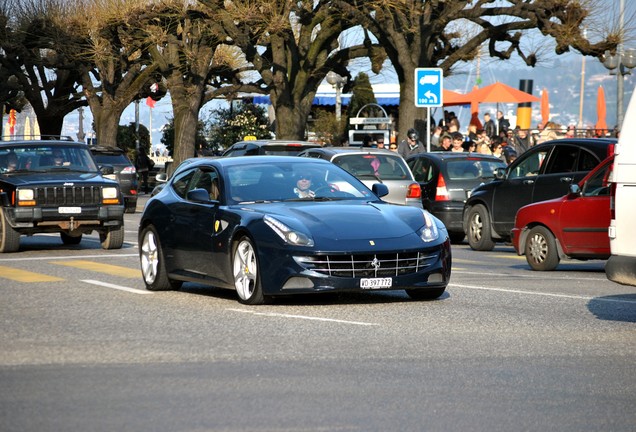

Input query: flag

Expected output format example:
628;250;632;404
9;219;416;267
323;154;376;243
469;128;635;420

146;97;156;108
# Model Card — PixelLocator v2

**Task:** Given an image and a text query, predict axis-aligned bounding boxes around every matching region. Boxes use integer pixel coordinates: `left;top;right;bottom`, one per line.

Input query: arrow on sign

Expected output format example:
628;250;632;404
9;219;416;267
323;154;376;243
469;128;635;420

424;91;438;104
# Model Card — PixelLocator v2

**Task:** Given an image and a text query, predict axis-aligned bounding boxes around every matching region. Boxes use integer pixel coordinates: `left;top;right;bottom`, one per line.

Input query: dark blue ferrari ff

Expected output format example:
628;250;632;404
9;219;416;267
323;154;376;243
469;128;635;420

138;156;451;304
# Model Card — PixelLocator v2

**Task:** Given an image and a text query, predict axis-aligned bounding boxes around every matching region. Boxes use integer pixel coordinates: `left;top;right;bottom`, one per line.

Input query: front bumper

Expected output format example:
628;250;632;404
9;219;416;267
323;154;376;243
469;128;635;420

259;239;452;296
6;205;124;234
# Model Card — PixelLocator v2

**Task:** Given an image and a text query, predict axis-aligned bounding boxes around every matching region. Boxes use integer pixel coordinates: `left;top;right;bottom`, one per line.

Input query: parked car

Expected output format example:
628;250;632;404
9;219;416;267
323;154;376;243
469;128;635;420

511;155;613;271
606;92;636;286
0;139;125;252
138;156;451;304
222;139;320;157
463;138;616;251
89;145;138;213
407;152;507;243
298;147;422;207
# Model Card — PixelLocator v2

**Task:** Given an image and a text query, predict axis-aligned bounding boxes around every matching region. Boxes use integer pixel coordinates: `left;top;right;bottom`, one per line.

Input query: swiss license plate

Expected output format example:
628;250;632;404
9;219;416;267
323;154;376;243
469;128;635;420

59;207;81;214
360;277;392;289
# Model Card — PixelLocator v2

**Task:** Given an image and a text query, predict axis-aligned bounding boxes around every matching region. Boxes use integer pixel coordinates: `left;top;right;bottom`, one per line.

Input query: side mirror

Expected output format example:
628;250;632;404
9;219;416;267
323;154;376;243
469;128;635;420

569;184;581;196
155;172;168;183
494;167;506;180
187;188;213;203
372;183;389;198
100;165;115;175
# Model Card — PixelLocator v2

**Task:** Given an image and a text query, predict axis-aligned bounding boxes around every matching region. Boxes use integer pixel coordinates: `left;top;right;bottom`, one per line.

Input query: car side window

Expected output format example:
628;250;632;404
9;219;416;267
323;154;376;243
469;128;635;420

190;168;221;201
582;162;612;197
508;149;549;179
171;168;196;198
544;146;578;174
409;158;434;183
577;149;601;171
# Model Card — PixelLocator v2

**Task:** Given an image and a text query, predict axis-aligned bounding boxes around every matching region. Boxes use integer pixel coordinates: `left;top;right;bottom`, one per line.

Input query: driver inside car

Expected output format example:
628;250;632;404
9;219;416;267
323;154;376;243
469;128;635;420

293;173;315;198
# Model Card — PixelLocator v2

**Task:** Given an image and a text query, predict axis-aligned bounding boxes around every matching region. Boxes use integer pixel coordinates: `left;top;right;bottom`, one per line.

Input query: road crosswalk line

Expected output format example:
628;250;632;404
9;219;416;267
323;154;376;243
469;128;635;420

50;260;141;278
0;265;64;282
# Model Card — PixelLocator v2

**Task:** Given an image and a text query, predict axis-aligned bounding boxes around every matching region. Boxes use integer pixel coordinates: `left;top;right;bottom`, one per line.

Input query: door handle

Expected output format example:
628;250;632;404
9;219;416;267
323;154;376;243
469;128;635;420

560;177;573;184
522;179;535;185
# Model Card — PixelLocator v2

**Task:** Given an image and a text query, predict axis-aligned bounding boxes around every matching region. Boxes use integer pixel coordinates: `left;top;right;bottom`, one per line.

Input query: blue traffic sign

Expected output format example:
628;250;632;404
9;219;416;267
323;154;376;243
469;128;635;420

415;68;443;107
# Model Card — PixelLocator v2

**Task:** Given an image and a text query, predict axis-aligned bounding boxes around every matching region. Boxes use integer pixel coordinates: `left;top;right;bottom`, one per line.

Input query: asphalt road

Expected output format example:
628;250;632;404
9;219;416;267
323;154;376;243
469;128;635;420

1;196;634;432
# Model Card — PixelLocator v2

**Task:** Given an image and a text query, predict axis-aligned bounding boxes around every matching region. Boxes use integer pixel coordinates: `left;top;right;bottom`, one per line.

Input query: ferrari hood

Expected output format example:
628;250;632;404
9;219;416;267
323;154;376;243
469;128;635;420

250;201;425;241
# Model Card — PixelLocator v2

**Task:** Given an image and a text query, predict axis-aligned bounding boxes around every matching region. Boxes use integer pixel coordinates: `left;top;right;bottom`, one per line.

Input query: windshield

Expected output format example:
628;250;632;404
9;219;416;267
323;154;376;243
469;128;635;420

0;144;98;174
225;161;375;204
332;153;412;180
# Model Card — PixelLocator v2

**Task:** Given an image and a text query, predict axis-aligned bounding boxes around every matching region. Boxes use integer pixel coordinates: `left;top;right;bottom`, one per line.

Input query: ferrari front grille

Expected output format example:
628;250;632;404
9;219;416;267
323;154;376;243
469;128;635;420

296;252;437;278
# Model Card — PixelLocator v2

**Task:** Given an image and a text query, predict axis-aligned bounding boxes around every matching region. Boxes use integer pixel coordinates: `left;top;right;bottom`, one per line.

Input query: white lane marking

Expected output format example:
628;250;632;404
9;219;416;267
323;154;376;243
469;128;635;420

453;270;607;282
227;308;380;326
81;279;152;295
0;254;139;262
451;283;636;304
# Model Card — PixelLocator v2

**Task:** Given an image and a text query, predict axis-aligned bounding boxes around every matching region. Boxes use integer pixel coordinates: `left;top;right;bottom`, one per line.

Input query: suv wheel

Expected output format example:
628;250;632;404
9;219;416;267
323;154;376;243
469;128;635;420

466;204;495;251
0;209;20;253
100;225;124;249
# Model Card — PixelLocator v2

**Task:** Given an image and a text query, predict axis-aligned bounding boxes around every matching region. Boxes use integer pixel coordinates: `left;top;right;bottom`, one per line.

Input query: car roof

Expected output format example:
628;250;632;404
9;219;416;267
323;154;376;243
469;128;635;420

89;145;126;154
228;140;320;147
0;139;86;148
183;155;332;169
406;152;505;162
303;146;399;156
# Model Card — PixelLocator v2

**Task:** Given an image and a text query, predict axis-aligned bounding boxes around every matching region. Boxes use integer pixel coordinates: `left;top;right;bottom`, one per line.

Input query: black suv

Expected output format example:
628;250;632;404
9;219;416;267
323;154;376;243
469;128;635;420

0;139;125;252
89;145;138;213
463;138;616;251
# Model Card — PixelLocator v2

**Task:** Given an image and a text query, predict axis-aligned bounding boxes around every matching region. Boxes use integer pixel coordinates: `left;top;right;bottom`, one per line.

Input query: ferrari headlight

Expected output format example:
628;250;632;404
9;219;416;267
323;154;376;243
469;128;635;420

419;210;439;243
264;215;314;247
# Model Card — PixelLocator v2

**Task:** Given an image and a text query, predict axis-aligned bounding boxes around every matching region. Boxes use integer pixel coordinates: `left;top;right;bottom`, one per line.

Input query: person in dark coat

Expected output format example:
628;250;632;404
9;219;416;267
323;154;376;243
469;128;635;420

135;149;153;194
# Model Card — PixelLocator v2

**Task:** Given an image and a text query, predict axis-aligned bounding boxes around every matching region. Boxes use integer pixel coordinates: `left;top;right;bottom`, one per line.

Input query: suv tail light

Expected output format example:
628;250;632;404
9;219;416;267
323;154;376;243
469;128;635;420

121;166;136;174
435;175;450;201
407;183;421;199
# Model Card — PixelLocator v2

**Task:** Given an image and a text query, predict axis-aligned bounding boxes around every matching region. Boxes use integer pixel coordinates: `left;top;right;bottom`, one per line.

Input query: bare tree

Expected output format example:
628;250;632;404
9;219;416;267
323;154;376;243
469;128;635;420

336;0;620;138
59;0;161;147
203;0;372;140
125;0;240;167
0;0;86;137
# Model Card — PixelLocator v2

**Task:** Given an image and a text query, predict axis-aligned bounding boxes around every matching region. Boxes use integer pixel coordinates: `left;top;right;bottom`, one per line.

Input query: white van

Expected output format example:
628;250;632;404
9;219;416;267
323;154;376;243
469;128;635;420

606;88;636;286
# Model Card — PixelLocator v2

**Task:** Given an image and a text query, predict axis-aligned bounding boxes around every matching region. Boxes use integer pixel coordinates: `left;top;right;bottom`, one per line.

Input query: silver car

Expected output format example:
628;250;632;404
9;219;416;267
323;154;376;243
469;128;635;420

298;147;422;208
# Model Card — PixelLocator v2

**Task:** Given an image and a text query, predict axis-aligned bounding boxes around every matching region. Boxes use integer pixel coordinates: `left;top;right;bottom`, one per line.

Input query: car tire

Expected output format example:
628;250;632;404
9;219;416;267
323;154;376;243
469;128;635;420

60;232;82;245
139;225;182;291
99;225;124;249
0;209;20;253
525;226;560;271
466;204;495;251
406;287;445;300
232;236;265;305
448;232;465;244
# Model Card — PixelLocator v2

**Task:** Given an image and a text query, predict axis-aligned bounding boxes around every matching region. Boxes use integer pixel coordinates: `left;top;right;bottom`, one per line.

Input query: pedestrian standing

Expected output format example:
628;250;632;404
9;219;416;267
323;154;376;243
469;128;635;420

135;148;153;194
397;128;425;158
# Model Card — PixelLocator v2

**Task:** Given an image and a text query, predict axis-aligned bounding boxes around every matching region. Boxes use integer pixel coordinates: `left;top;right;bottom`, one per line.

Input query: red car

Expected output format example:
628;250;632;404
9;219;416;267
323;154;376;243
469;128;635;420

512;155;613;271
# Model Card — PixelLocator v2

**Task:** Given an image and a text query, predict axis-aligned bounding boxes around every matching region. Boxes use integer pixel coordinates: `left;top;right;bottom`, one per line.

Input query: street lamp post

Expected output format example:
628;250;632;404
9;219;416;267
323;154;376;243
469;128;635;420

600;0;636;129
326;71;347;122
602;48;636;129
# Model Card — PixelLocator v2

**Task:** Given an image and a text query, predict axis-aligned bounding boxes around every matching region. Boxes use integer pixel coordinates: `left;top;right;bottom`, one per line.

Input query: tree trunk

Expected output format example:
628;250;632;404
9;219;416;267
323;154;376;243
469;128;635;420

33;113;65;138
274;104;311;140
397;67;428;144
